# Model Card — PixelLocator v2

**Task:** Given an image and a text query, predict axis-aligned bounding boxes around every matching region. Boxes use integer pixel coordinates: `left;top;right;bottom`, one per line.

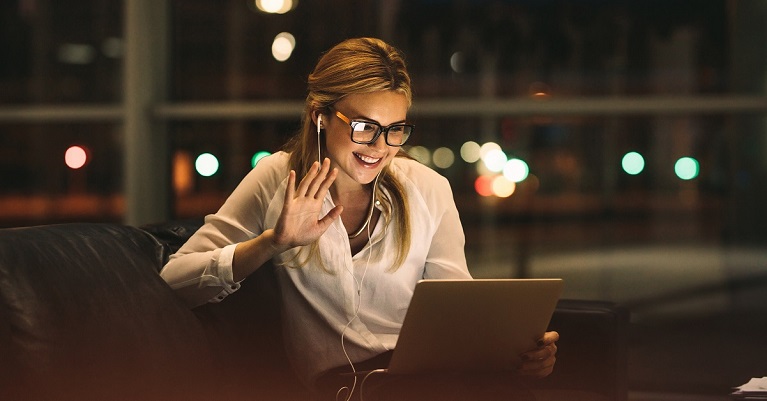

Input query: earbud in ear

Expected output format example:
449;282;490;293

317;114;322;165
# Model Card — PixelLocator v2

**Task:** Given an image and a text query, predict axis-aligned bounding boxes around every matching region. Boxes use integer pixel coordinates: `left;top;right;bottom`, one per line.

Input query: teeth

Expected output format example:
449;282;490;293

355;153;381;164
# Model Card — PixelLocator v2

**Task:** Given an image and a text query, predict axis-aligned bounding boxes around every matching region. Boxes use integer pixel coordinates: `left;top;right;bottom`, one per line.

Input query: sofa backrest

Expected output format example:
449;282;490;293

0;223;215;401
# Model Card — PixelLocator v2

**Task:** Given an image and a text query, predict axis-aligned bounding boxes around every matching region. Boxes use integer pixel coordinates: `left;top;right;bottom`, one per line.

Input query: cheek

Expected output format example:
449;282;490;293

324;129;349;152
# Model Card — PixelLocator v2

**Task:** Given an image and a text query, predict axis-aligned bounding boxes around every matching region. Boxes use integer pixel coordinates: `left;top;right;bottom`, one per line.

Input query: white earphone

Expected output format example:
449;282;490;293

317;114;322;165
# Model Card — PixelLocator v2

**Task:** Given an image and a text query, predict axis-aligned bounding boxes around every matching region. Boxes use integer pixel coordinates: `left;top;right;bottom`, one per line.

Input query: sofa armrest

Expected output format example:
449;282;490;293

532;299;629;401
0;223;215;401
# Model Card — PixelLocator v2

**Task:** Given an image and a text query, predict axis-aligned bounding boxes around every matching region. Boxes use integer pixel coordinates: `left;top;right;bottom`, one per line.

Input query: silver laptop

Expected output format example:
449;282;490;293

386;278;563;375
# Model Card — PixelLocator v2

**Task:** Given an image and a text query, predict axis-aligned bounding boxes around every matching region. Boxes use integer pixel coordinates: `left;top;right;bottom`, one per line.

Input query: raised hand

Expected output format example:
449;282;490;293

272;158;343;251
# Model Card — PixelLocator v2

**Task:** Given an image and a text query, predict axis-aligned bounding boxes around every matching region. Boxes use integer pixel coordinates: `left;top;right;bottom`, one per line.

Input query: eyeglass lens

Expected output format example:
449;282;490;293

351;121;412;146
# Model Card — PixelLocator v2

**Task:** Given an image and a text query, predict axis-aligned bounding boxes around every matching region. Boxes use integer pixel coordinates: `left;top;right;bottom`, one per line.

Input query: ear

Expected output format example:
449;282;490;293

311;110;324;129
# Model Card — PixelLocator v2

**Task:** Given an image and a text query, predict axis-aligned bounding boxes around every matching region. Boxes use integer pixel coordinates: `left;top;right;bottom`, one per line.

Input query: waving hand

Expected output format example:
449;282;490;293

272;158;343;250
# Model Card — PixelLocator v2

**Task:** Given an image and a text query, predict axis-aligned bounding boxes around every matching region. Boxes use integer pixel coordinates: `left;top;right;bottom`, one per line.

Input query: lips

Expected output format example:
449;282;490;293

354;152;382;165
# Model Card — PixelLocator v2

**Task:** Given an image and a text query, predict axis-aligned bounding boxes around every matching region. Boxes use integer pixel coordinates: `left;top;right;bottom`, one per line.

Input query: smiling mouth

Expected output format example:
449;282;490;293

354;152;382;165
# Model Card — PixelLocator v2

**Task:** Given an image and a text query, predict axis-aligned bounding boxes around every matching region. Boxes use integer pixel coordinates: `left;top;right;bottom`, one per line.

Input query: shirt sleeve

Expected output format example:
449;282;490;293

422;175;473;280
159;153;287;307
395;159;472;280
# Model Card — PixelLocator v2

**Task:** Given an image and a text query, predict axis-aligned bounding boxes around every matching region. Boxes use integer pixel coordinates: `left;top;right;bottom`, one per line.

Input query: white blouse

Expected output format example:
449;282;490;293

160;151;472;385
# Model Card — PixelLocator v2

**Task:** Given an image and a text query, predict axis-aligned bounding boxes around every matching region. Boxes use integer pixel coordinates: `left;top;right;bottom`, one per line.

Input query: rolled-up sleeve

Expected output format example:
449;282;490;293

159;152;288;307
160;243;241;305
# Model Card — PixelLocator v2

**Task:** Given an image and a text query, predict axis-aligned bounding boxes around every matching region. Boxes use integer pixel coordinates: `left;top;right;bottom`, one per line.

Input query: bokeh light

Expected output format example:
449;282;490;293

482;148;508;173
272;32;296;62
65;145;89;170
254;0;295;14
195;153;219;177
460;141;481;163
474;175;495;197
432;147;455;169
450;52;464;73
622;151;645;175
675;157;699;180
503;158;529;183
409;146;431;165
173;151;194;196
491;175;516;197
251;151;271;168
479;142;501;158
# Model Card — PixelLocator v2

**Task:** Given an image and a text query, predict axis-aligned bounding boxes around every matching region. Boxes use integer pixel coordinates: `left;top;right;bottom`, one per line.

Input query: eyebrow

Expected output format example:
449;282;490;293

347;112;408;126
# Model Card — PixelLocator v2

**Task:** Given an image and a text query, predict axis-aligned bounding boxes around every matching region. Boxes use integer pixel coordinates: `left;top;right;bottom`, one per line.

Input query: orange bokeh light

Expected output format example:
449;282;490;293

474;175;495;197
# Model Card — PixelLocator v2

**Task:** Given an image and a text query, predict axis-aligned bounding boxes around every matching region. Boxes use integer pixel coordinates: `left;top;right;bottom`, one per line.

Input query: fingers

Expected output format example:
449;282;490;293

295;158;335;199
283;170;296;204
518;353;556;378
540;331;560;345
294;161;319;197
317;205;344;229
517;331;559;379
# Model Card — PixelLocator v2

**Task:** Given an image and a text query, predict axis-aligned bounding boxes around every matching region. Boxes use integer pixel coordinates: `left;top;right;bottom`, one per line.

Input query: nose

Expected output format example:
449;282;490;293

368;130;388;150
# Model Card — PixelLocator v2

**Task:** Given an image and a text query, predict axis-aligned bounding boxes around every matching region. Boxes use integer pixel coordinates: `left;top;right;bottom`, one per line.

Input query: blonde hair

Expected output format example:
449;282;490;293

283;37;412;271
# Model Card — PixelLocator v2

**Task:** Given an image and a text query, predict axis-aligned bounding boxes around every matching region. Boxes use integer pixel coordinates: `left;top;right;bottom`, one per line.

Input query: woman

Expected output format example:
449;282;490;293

160;37;557;401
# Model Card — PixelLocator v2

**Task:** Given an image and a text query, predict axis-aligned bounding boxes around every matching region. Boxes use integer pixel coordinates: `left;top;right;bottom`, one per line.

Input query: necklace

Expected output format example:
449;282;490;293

348;174;380;239
348;186;377;239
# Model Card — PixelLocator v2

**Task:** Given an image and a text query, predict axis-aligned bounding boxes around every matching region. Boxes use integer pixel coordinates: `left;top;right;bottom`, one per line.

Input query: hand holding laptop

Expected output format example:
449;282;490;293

518;330;560;379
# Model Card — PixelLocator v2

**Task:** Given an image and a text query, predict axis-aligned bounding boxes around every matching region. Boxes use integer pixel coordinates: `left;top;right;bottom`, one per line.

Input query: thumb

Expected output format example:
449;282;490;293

317;205;343;230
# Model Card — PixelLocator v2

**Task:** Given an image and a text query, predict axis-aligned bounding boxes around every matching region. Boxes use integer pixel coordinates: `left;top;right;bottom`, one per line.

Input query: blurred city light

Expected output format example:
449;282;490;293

481;148;508;173
622;151;645;175
491;175;516;197
460;141;481;163
173;151;194;195
408;145;431;165
65;145;89;170
57;43;96;65
450;52;464;73
254;0;295;14
529;81;551;98
479;141;501;158
432;147;455;169
503;158;529;183
272;32;296;62
251;151;272;168
675;157;699;180
195;153;219;177
474;175;494;197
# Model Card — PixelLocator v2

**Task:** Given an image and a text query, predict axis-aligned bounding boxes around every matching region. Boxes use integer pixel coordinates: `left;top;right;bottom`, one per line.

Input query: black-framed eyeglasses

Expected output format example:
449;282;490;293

333;110;414;147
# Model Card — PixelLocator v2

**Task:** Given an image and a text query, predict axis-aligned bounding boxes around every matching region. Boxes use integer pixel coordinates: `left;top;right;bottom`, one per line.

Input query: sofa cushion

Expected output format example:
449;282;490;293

0;223;215;401
533;299;629;401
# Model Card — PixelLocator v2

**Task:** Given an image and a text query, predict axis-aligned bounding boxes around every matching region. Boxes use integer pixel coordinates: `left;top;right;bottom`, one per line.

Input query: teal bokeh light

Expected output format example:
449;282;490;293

674;157;699;180
195;153;219;177
251;151;272;168
621;152;645;175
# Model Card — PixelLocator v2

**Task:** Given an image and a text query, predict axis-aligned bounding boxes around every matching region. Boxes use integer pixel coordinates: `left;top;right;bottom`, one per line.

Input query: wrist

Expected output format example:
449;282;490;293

264;229;290;254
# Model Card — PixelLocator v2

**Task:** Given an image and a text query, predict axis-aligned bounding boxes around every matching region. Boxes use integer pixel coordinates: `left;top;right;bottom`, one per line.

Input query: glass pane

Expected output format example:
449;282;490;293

169;0;750;100
0;0;123;104
169;119;298;218
0;123;123;227
168;111;767;394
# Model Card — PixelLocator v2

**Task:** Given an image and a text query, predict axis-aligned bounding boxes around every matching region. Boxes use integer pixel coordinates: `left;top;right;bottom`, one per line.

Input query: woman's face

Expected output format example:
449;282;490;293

320;90;409;187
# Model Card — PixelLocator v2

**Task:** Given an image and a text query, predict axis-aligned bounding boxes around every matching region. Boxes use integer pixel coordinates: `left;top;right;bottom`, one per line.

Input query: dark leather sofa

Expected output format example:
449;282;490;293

0;220;629;401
